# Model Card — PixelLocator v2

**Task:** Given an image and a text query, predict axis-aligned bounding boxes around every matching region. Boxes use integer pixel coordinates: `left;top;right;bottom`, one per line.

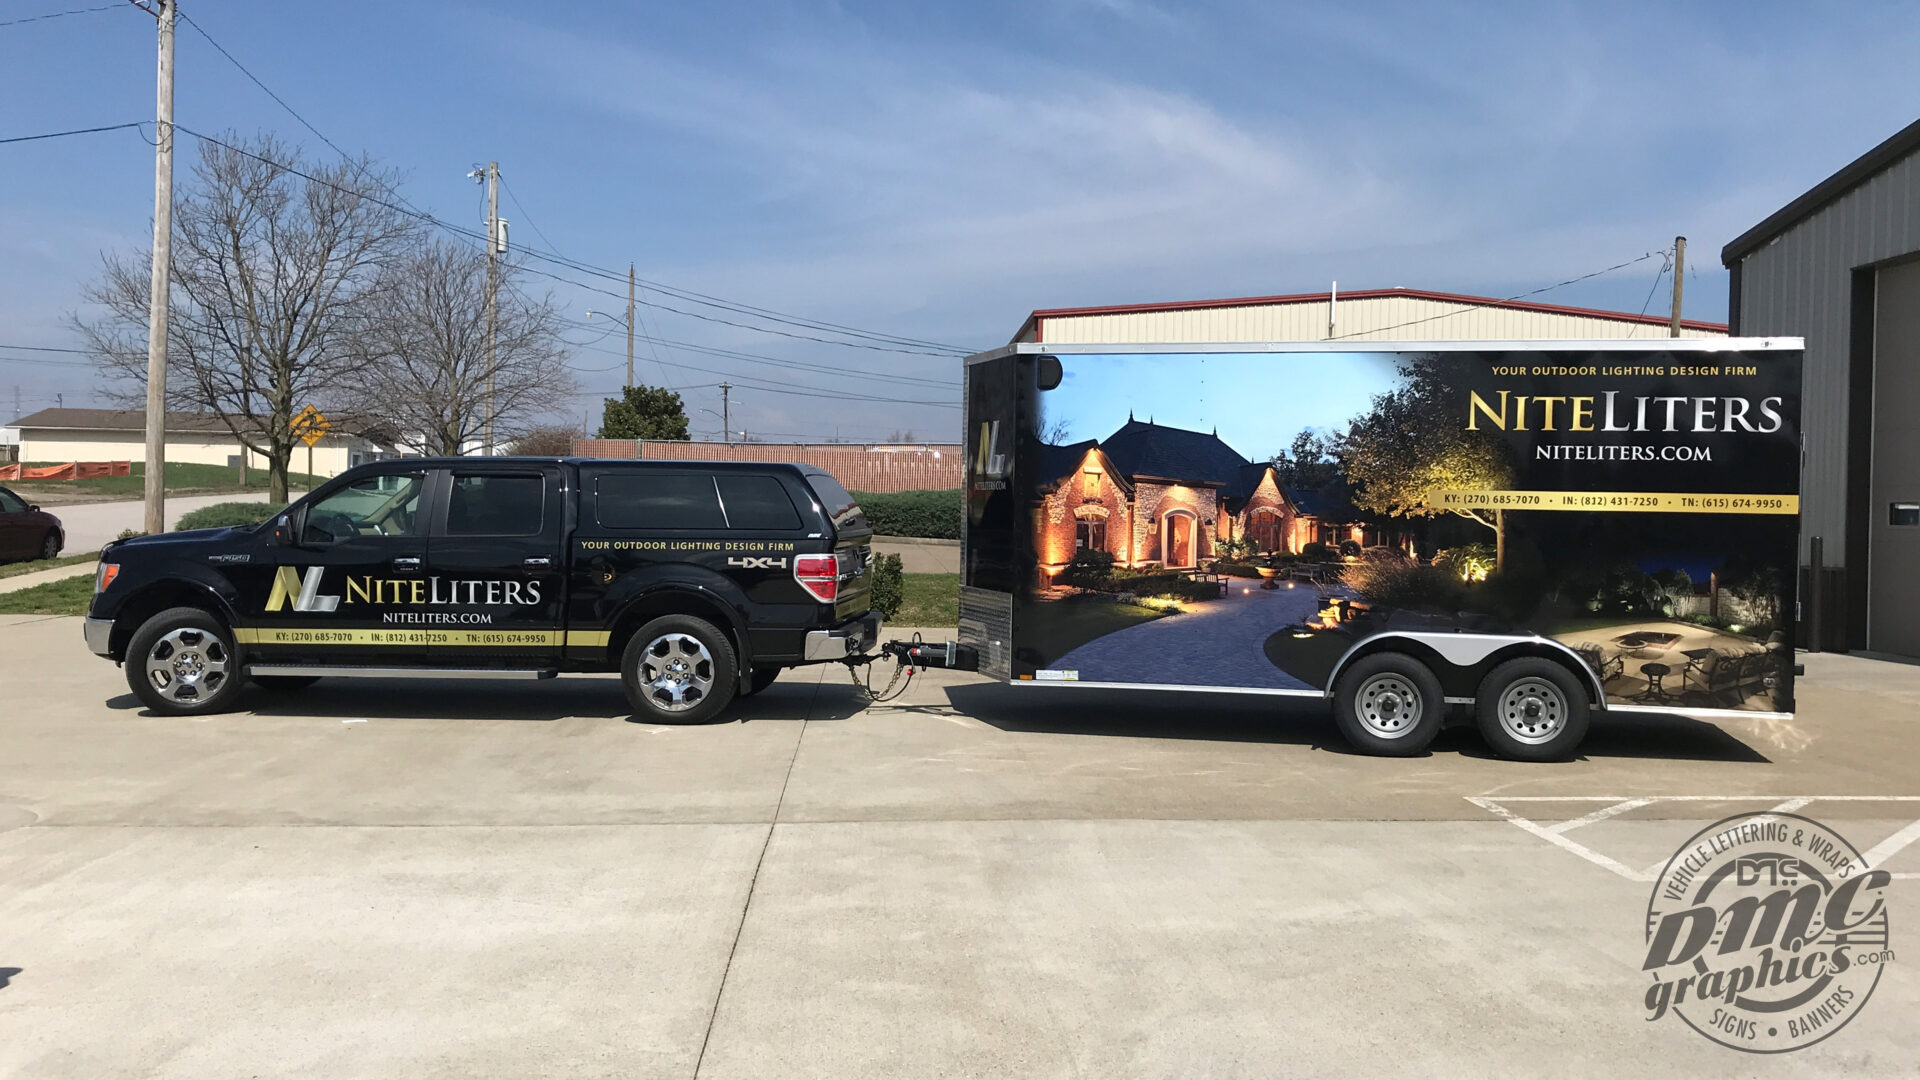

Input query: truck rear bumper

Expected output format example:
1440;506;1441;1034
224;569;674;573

803;611;883;661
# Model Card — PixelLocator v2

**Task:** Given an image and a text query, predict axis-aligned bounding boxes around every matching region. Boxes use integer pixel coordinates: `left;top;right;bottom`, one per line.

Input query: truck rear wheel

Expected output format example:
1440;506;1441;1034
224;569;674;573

1474;658;1590;762
621;615;738;724
1331;652;1445;756
126;606;245;716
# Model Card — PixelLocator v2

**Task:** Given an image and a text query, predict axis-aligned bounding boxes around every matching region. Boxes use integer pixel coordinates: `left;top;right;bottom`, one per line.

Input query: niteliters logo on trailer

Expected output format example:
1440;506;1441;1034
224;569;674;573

1642;813;1894;1052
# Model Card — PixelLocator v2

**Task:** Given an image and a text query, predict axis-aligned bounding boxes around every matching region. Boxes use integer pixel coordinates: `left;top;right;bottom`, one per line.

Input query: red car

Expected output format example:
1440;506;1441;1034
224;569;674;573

0;484;64;563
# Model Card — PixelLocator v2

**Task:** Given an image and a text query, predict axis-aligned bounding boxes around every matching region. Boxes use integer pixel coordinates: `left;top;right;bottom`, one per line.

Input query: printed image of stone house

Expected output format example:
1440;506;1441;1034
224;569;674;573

1034;417;1404;578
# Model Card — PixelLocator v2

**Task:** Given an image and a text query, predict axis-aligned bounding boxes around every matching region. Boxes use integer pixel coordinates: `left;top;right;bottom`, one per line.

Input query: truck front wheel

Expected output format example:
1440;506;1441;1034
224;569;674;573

126;606;245;716
1474;658;1590;762
1331;652;1445;756
621;615;738;724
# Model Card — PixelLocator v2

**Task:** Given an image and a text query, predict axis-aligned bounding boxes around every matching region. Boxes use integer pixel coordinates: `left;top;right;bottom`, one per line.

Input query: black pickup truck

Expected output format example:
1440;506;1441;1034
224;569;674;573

84;458;881;722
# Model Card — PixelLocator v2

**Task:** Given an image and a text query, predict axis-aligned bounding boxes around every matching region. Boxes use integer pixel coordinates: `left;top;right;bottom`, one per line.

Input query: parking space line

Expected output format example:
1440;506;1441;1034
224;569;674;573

1468;795;1920;883
1546;797;1654;834
1463;797;1649;880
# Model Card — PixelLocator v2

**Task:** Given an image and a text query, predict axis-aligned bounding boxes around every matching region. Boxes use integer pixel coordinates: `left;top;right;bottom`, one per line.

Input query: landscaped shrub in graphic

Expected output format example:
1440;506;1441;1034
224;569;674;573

1341;555;1467;613
1061;548;1115;589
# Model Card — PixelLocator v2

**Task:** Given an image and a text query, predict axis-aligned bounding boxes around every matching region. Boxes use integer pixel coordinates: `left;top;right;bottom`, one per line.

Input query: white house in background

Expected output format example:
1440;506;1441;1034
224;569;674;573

10;408;396;478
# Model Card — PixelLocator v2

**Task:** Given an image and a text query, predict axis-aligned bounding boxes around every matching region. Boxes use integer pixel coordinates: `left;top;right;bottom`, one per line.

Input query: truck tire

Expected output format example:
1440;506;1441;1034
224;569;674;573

252;675;322;692
1332;652;1445;756
1474;658;1591;762
742;666;782;696
621;614;738;724
126;606;245;716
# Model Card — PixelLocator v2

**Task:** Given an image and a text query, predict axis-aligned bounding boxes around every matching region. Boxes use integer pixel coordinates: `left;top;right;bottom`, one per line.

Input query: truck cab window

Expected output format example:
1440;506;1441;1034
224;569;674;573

448;474;544;536
302;472;426;543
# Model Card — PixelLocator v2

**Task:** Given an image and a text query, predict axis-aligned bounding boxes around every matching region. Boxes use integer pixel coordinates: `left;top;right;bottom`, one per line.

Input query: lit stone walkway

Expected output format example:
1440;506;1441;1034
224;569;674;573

1049;581;1340;689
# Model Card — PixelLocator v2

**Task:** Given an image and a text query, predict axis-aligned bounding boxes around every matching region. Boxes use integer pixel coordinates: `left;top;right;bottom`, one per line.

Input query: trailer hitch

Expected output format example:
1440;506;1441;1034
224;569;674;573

840;636;979;702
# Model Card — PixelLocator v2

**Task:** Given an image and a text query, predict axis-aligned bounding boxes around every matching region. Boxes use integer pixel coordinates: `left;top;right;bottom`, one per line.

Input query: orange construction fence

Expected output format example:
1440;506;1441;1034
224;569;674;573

0;461;133;482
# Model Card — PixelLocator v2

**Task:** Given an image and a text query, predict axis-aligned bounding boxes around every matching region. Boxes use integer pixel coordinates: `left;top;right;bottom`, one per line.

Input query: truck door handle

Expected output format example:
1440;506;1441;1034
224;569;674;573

523;556;551;568
392;556;422;571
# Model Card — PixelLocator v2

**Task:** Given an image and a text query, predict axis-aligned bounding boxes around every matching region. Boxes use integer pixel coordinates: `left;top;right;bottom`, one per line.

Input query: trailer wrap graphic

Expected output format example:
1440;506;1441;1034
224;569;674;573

997;347;1801;712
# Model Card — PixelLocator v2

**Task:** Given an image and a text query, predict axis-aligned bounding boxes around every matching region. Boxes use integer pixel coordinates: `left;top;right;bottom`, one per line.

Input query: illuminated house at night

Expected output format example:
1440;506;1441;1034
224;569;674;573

1035;417;1403;577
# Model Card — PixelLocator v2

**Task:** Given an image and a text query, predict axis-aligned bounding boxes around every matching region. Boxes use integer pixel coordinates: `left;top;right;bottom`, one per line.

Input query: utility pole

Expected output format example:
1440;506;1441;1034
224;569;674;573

1669;236;1686;338
719;382;732;444
483;161;500;454
626;264;636;389
142;0;175;535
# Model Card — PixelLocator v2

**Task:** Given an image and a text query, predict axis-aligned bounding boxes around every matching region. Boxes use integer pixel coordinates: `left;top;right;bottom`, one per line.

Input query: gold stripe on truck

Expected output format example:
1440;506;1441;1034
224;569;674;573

234;628;616;647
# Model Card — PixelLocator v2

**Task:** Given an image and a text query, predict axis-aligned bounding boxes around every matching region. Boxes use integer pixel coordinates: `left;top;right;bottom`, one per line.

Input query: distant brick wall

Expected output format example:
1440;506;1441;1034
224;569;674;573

570;439;962;493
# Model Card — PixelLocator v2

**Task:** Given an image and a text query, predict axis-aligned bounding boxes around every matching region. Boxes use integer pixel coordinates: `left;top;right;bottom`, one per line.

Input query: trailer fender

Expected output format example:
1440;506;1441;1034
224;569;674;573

1323;632;1606;707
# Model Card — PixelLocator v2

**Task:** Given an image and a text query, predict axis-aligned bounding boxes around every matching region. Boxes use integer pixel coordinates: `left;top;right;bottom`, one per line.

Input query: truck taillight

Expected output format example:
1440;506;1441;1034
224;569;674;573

794;554;838;603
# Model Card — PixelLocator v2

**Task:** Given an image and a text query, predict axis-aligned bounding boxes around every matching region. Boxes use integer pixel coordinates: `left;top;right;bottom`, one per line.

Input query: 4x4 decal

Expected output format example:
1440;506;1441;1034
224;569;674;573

727;555;789;569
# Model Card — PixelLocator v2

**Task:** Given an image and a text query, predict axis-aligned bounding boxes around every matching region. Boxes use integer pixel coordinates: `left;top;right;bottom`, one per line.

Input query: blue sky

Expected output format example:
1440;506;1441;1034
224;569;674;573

3;0;1916;442
1045;352;1400;459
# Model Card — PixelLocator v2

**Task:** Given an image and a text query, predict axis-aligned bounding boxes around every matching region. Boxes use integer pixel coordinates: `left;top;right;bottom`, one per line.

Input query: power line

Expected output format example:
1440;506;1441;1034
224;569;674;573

0;343;92;354
0;4;125;28
165;124;963;359
175;9;355;165
549;313;956;390
1327;250;1666;340
0;121;144;145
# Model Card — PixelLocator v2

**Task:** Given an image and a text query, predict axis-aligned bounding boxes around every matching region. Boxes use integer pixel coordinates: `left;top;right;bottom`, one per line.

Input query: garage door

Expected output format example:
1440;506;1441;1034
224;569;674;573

1871;259;1920;657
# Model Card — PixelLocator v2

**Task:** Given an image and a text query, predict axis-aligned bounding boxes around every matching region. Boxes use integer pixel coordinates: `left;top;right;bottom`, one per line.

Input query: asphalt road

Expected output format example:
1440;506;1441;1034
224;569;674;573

1;616;1916;1078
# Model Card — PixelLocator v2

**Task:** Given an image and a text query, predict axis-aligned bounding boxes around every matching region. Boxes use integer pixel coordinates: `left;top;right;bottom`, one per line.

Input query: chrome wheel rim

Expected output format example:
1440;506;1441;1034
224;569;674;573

144;626;232;705
640;633;714;712
1355;673;1423;737
1498;677;1566;745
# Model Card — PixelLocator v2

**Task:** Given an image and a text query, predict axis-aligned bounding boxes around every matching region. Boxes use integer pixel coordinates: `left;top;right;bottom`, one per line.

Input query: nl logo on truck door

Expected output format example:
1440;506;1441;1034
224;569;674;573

265;566;340;613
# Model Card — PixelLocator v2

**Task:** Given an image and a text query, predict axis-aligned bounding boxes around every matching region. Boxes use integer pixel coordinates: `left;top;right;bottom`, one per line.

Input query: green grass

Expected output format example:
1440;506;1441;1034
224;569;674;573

12;460;325;498
0;573;95;616
0;553;95;580
894;572;959;627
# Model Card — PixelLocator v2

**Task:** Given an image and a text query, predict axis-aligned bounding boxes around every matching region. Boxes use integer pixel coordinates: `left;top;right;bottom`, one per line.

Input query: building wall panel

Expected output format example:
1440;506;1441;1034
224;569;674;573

1734;148;1920;562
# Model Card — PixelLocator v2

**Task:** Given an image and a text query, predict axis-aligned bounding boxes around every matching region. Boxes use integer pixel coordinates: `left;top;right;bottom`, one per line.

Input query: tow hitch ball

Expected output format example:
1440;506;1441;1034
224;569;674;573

876;638;979;671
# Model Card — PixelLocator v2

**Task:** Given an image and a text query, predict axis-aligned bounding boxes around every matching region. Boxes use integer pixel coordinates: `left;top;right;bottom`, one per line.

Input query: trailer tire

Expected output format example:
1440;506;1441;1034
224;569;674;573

1332;652;1445;756
1474;658;1590;762
621;615;737;724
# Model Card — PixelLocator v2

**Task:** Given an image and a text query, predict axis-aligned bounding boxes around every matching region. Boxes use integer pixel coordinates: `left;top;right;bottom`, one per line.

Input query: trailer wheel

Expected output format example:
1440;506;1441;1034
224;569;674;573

1474;658;1590;762
1332;652;1445;756
621;614;737;724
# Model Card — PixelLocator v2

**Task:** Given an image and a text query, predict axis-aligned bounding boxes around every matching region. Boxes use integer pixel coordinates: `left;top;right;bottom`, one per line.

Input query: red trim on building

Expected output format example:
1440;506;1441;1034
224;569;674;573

1012;286;1729;342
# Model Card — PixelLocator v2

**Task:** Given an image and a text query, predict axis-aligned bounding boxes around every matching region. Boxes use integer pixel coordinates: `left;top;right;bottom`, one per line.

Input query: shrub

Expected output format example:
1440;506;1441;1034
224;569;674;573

1432;543;1495;583
1061;548;1115;589
1341;557;1467;613
1211;561;1265;578
850;489;961;539
176;501;286;531
1107;571;1220;603
508;426;585;456
1300;541;1332;561
868;552;905;618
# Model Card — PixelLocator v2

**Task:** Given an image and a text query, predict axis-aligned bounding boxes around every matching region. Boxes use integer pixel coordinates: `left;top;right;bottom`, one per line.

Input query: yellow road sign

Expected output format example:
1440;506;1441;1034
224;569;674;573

291;405;330;447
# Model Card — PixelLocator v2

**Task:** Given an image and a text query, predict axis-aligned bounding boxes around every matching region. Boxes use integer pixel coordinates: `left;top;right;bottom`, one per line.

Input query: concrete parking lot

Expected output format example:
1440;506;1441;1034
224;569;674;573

1;613;1915;1078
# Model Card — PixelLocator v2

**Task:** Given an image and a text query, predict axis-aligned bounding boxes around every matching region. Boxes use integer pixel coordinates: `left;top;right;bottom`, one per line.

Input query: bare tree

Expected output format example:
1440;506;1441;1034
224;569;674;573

347;241;575;456
76;133;418;500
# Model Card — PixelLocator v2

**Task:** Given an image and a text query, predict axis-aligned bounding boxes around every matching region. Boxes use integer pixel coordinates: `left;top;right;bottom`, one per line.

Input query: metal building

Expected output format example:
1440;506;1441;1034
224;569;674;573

1013;287;1727;344
1723;117;1920;658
